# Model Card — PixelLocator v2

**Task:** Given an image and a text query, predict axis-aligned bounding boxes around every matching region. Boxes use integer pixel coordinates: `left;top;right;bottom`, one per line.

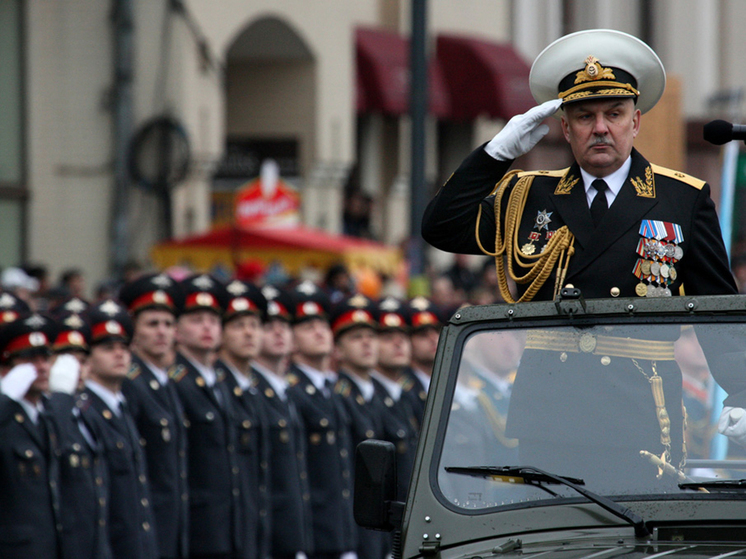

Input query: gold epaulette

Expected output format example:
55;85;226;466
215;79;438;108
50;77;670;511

169;364;187;383
516;168;569;178
286;373;300;387
651;164;705;190
128;364;141;380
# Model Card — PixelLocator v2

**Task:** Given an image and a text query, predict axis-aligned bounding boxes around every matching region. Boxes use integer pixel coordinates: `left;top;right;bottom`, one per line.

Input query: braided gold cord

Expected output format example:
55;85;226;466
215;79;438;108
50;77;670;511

475;171;576;303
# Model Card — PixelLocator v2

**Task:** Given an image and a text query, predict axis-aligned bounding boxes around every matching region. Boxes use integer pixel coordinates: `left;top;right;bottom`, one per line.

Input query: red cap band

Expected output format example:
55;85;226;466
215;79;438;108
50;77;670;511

3;332;49;360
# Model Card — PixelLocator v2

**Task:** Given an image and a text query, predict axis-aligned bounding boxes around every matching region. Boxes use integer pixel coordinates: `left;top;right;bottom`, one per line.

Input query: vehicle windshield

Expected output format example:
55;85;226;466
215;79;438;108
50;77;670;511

437;320;746;509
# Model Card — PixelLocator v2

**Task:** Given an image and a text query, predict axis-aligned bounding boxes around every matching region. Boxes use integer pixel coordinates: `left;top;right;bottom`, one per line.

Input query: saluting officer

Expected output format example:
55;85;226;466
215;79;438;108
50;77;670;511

47;310;113;559
285;281;357;559
251;283;314;559
119;273;190;559
77;300;159;559
171;274;245;559
0;313;63;559
215;279;271;559
399;297;442;430
370;297;419;502
330;294;389;559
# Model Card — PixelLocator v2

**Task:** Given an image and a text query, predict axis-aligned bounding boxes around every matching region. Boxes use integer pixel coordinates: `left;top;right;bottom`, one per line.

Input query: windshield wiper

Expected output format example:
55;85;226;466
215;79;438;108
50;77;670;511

679;479;746;491
445;465;650;538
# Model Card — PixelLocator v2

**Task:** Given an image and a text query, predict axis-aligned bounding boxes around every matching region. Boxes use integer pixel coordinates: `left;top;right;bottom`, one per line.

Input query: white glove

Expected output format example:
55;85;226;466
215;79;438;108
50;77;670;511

1;363;38;401
717;406;746;446
484;98;563;161
50;354;81;395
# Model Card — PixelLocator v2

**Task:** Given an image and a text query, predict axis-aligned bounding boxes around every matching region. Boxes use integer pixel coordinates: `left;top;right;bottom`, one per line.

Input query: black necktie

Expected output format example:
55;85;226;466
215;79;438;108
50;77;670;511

590;179;609;228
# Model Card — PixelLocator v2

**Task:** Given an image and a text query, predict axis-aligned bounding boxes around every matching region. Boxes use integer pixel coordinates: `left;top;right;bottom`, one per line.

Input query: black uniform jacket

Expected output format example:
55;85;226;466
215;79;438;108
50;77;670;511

48;392;112;559
252;368;314;557
170;353;245;557
334;370;390;559
286;363;357;554
422;147;737;300
216;359;272;559
78;387;158;559
0;395;61;559
122;355;189;559
399;367;428;431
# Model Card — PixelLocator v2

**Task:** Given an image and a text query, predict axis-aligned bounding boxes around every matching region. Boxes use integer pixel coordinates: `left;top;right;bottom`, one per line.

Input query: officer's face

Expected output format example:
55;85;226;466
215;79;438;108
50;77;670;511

293;318;333;359
261;318;293;360
334;326;378;373
176;310;222;353
377;330;411;372
88;340;131;382
410;327;440;368
222;314;263;361
561;98;640;177
133;309;175;362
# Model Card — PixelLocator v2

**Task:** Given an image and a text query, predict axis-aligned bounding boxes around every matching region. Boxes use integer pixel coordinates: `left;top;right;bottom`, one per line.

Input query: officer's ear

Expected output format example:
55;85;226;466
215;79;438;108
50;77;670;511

560;114;571;143
632;108;641;138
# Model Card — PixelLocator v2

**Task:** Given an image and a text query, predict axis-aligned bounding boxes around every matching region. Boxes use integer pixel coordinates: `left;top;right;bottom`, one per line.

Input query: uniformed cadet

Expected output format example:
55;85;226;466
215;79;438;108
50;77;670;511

215;279;271;559
399;297;442;430
285;281;357;559
171;274;246;559
0;313;63;559
77;300;159;559
370;297;419;502
46;311;113;559
119;273;190;559
422;29;736;302
330;294;389;559
251;283;314;559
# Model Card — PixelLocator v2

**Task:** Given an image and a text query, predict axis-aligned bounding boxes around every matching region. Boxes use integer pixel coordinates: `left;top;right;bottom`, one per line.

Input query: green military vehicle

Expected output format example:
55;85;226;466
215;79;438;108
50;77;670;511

356;291;746;559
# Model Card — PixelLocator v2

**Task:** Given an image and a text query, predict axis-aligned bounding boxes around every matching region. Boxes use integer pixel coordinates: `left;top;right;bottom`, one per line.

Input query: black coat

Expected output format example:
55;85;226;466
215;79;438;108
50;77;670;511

122;355;189;559
78;387;158;559
170;353;245;557
422;147;737;300
286;363;357;554
399;367;428;431
48;392;112;559
215;360;272;559
0;395;62;559
252;368;314;556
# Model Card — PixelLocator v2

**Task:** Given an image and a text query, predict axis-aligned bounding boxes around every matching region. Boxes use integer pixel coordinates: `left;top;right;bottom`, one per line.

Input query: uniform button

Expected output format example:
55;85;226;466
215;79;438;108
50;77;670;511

302;493;310;501
139;474;147;483
342;489;350;499
160;418;168;426
232;488;240;497
319;418;329;427
116;441;124;449
227;445;235;453
340;449;348;458
342;470;350;479
260;461;268;469
365;430;374;438
182;493;188;502
49;480;57;488
278;419;287;427
99;498;106;506
141;498;149;507
206;412;215;421
242;420;251;429
24;449;33;458
143;522;151;531
140;438;146;446
96;477;104;486
300;471;307;480
99;519;106;527
72;443;81;452
610;287;620;297
232;467;239;475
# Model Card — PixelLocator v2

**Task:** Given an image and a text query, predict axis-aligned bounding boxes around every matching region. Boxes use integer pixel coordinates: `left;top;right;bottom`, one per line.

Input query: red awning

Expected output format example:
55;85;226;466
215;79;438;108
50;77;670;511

436;34;534;121
356;27;450;118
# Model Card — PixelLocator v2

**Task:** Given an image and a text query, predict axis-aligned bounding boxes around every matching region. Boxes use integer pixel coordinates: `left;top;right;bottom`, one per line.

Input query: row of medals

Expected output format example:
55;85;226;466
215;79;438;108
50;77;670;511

634;239;683;297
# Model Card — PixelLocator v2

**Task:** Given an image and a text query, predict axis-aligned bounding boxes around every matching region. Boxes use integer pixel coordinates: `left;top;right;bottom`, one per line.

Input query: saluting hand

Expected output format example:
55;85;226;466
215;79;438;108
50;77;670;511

0;363;38;401
484;98;563;161
717;406;746;446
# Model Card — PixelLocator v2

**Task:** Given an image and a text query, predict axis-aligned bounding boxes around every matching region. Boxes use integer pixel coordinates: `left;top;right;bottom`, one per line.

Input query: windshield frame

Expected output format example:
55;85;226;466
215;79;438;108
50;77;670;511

426;295;746;516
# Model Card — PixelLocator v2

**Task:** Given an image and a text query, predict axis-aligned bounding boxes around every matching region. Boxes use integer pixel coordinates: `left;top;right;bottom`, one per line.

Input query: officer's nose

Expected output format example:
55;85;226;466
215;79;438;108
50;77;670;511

592;113;609;135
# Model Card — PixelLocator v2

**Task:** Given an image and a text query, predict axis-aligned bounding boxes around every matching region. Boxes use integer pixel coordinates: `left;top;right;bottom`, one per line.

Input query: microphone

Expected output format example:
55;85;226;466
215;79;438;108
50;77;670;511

703;119;746;145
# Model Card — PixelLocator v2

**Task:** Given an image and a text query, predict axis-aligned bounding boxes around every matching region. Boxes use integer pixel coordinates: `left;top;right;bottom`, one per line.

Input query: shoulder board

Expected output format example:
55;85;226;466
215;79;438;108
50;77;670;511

517;168;569;178
127;363;141;380
286;373;300;387
650;164;705;190
169;364;188;383
398;376;415;391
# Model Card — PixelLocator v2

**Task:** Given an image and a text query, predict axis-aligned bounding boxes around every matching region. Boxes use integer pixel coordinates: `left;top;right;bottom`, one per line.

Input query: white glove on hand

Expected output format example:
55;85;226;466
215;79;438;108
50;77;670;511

484;98;563;161
717;406;746;446
1;363;38;401
50;354;81;395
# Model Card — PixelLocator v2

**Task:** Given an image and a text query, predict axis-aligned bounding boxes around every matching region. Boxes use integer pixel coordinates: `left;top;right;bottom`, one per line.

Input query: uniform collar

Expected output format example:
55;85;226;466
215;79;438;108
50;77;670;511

580;155;632;206
252;361;288;400
183;354;216;387
293;362;332;392
86;379;126;416
370;370;402;401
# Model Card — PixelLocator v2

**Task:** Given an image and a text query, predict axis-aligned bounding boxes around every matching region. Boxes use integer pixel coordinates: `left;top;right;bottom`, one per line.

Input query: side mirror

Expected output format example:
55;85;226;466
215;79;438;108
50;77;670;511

354;439;398;531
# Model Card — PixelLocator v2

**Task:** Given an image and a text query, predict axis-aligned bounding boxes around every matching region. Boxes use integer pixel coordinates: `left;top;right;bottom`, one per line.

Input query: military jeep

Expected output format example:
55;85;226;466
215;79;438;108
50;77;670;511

356;292;746;559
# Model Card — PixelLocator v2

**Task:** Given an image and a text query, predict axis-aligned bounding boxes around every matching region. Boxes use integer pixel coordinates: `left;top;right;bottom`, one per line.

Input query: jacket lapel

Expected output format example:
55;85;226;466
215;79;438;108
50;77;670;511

547;162;595;250
566;149;659;277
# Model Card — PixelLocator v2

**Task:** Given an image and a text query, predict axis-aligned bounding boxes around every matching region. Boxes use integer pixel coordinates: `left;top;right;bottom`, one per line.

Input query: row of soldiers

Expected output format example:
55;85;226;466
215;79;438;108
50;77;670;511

0;272;443;559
